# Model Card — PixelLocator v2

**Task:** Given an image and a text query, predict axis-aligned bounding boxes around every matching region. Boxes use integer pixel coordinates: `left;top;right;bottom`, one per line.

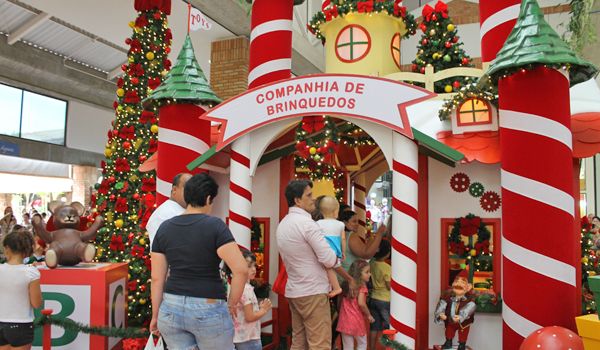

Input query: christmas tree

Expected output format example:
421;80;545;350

411;0;473;93
581;222;599;314
94;0;172;326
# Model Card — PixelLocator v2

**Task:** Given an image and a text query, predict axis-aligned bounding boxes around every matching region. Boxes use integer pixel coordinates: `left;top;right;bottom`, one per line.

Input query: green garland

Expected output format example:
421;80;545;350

308;0;417;42
567;0;597;54
380;334;411;350
34;314;149;339
438;83;498;121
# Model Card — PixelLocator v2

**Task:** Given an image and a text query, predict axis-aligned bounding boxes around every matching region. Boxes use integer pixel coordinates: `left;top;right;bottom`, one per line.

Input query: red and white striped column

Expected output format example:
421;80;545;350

499;66;577;349
227;0;294;248
479;0;521;65
156;104;210;205
390;132;419;349
353;174;367;232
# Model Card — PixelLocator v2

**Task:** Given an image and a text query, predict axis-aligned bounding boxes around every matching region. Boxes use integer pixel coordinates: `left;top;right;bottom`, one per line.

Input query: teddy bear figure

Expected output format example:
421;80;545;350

32;204;103;268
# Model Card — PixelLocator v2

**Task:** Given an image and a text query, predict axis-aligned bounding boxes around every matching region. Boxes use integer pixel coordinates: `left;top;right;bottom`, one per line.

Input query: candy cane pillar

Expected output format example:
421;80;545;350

156;104;210;205
499;67;577;349
390;132;419;349
353;174;367;231
479;0;520;66
228;0;294;248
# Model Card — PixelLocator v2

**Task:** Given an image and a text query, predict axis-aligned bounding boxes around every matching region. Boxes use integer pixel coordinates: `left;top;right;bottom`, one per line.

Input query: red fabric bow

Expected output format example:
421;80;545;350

422;4;434;21
357;0;374;13
148;77;162;90
322;0;331;11
295;141;310;158
301;116;325;133
324;6;339;21
131;245;145;258
460;217;481;237
134;0;171;14
123;91;140;104
435;0;449;18
394;0;406;17
135;14;148;28
140;110;155;124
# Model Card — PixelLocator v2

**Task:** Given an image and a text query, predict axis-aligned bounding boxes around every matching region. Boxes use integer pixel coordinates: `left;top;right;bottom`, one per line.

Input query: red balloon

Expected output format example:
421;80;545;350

519;326;583;350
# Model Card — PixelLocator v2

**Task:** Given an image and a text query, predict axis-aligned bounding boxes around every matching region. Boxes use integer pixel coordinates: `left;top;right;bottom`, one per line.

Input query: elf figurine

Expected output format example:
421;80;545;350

434;270;476;350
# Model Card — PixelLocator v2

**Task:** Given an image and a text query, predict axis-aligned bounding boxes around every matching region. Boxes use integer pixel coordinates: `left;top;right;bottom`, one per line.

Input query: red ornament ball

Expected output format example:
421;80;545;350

109;194;116;201
123;141;131;149
420;23;427;32
133;193;140;200
411;64;418;72
139;155;147;163
165;47;171;54
445;41;452;48
519;326;583;350
140;284;147;292
153;12;162;20
422;38;428;46
462;57;470;65
112;129;119;137
108;176;116;183
131;77;139;85
125;38;132;45
453;81;461;88
452;36;459;43
420;67;426;73
432;14;438;21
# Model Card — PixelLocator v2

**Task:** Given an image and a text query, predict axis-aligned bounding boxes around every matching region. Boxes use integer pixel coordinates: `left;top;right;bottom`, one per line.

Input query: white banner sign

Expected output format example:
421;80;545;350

201;74;435;150
189;7;212;31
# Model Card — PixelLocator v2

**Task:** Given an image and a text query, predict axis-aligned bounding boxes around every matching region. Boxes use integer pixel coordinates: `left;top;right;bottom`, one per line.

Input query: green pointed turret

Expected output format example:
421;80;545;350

146;35;222;105
486;0;597;86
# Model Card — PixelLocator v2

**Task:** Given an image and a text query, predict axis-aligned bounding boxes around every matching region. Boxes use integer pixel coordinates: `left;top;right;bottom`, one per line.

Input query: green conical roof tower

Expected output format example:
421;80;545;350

486;0;597;86
146;35;222;105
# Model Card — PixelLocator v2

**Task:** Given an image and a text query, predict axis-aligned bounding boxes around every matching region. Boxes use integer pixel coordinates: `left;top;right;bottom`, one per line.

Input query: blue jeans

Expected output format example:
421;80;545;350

158;293;234;350
235;339;262;350
368;299;390;331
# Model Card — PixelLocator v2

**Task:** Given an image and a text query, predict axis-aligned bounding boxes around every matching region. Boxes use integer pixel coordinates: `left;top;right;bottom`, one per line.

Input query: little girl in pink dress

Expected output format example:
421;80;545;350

337;259;374;350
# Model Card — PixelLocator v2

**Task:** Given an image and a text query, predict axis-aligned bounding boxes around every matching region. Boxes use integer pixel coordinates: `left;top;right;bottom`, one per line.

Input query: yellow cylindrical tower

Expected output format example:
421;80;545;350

321;12;407;75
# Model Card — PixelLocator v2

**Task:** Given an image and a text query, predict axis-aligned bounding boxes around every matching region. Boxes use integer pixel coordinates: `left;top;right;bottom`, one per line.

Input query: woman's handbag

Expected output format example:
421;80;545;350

272;261;288;296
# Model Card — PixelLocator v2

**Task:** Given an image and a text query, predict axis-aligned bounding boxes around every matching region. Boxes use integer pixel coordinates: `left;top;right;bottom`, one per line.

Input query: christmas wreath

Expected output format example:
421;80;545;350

308;0;417;42
447;214;491;259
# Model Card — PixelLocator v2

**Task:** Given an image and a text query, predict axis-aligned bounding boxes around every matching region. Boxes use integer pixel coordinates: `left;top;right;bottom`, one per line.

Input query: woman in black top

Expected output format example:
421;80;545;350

150;173;248;349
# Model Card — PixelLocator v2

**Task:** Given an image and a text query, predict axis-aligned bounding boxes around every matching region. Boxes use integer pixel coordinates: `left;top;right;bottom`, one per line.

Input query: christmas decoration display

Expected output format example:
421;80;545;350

449;174;501;212
434;270;476;350
95;0;172;327
34;313;148;339
438;83;498;121
308;0;417;42
380;333;411;350
447;214;493;283
480;191;501;212
411;1;474;93
581;223;600;314
31;206;103;268
519;326;584;350
484;0;597;347
450;172;470;192
145;35;221;205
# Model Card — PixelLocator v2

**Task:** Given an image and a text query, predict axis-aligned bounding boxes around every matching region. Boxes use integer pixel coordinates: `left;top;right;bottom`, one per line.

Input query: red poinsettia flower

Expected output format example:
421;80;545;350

115;197;129;213
115;158;131;172
148;77;161;90
165;28;173;41
129;39;142;53
128;63;145;77
123;91;140;104
131;245;145;258
117;77;124;88
141;177;156;192
140;110;155;123
127;280;138;292
148;139;158;153
135;14;148;28
98;180;109;194
109;235;125;251
460;217;481;237
119;125;135;140
119;181;129;193
163;59;172;70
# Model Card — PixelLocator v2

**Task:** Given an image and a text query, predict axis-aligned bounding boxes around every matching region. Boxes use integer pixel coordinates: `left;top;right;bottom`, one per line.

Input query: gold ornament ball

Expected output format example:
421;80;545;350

116;88;125;97
146;52;155;60
444;85;453;93
161;70;168;76
309;146;317;155
139;238;146;245
139;298;147;305
590;271;597;276
470;249;477;256
429;29;436;36
115;219;124;228
128;21;135;28
150;124;159;134
447;24;455;32
128;56;135;63
104;148;112;157
582;257;589;264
